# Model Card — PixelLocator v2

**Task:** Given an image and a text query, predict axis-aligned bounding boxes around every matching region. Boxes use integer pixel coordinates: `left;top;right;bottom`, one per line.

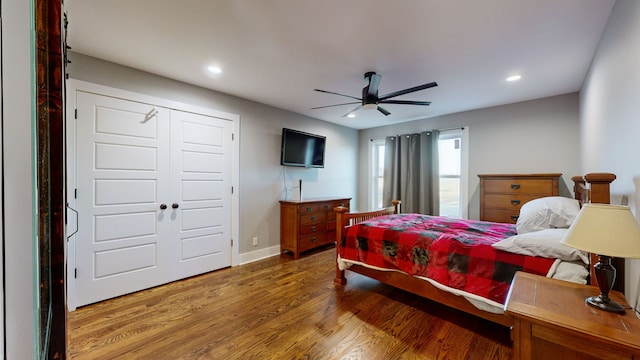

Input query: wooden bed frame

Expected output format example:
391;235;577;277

334;173;617;327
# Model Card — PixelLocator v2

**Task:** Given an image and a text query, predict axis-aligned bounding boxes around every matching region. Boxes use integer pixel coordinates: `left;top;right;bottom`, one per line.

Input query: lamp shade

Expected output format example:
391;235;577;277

562;203;640;258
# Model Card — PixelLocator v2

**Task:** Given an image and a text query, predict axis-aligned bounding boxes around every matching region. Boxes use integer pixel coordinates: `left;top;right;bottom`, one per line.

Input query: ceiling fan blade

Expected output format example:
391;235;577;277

314;89;361;101
366;73;381;98
379;100;432;106
377;106;391;116
378;82;438;101
311;101;361;110
342;105;362;118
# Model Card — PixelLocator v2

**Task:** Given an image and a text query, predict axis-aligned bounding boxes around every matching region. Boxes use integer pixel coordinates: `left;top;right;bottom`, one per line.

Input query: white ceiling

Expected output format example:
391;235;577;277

65;0;615;130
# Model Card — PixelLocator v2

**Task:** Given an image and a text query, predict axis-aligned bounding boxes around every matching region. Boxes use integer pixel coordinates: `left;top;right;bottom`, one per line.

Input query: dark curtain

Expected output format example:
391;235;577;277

382;131;440;214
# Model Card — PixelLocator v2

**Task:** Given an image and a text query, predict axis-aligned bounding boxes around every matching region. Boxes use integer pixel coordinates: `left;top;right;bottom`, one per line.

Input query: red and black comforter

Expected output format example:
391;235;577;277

339;214;555;305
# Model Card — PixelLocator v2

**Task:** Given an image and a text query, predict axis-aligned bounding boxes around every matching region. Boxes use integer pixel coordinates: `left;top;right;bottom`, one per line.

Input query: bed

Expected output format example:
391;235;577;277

333;173;617;327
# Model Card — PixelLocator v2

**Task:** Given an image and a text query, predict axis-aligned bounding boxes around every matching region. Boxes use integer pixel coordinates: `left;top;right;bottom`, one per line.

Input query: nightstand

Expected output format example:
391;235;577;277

506;272;640;360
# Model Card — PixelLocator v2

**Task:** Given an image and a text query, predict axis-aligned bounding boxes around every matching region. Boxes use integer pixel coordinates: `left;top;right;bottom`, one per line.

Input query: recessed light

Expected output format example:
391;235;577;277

207;66;222;74
347;113;356;118
506;75;522;82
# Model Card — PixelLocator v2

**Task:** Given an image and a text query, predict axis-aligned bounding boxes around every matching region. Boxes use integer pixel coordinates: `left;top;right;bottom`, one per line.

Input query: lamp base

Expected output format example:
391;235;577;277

586;294;626;314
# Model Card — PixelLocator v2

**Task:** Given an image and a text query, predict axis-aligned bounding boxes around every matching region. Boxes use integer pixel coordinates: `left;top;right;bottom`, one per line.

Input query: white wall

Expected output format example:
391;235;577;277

67;53;359;258
2;0;36;358
358;94;581;219
580;0;640;307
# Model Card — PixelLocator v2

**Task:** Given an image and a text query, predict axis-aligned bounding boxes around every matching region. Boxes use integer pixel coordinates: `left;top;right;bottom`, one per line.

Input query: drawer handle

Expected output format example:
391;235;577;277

306;207;312;212
324;205;329;210
311;237;317;243
511;200;521;206
310;216;317;221
511;184;521;190
511;215;519;221
311;226;316;232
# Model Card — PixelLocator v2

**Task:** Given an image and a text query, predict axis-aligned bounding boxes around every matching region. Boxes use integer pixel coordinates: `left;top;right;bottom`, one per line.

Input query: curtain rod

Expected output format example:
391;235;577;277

369;126;464;141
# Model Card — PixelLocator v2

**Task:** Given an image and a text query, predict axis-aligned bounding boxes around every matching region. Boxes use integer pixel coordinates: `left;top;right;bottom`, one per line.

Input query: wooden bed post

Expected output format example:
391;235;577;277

391;199;401;214
585;173;617;204
572;175;587;203
334;206;349;286
572;173;616;205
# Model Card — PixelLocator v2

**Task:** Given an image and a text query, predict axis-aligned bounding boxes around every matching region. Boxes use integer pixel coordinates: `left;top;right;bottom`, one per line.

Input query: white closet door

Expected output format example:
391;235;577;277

75;91;171;306
169;110;232;280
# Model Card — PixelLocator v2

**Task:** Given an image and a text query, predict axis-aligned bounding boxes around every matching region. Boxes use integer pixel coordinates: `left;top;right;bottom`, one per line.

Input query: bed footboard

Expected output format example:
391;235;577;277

334;200;401;286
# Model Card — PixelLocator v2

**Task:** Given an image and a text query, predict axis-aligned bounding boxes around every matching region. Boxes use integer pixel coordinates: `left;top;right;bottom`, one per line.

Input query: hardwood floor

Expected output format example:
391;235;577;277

68;247;512;359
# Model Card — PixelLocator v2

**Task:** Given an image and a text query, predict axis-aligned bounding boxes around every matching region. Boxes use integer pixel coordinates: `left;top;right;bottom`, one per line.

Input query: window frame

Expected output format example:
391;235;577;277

369;138;386;210
368;127;469;218
438;128;469;218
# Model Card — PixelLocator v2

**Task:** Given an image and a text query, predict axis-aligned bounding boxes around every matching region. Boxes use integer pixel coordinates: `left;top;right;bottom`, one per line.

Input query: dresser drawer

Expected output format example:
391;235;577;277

326;230;337;244
298;233;328;252
299;203;320;214
299;212;326;225
299;223;325;236
483;194;544;210
483;209;520;224
317;202;333;212
329;200;350;208
483;178;555;195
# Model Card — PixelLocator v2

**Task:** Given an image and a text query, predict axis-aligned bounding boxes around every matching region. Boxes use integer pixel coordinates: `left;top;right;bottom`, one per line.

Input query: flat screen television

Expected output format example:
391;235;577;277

280;128;326;168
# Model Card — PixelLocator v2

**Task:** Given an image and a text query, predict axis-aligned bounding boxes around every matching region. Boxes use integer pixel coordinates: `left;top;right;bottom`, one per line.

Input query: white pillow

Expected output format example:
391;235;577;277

516;196;580;234
492;228;589;264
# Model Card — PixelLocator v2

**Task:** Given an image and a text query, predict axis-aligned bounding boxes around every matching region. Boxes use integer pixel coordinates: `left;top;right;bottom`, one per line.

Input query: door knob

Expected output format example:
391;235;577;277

172;203;179;209
160;204;167;210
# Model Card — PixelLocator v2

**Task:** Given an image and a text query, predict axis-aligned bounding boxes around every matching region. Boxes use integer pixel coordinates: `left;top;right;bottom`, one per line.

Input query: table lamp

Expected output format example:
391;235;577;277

562;203;640;314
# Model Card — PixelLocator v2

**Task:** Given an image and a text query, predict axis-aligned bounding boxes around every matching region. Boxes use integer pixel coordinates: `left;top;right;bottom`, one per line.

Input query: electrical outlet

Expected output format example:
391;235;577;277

252;236;258;246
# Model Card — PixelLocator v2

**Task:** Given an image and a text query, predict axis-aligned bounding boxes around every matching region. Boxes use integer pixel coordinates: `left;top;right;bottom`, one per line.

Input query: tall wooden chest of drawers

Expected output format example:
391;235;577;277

280;197;351;258
478;173;561;223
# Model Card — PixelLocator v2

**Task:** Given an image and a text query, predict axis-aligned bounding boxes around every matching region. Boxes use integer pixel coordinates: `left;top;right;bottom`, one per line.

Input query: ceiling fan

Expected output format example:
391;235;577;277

312;72;437;117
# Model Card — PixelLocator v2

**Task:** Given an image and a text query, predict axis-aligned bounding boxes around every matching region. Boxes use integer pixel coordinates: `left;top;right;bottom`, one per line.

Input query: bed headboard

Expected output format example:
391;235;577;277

572;173;621;291
572;172;616;205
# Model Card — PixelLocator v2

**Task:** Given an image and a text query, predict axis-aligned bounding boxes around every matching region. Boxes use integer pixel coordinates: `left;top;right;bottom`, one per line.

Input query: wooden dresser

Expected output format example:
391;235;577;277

280;197;350;259
478;173;561;223
506;272;640;360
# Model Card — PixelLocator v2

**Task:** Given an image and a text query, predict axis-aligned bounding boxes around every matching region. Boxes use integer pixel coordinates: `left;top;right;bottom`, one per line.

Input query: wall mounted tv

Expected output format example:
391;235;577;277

280;128;326;168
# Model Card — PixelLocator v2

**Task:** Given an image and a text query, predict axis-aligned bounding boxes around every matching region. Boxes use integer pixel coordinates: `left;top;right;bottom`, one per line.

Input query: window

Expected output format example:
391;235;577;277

370;128;468;217
438;131;462;217
370;139;386;210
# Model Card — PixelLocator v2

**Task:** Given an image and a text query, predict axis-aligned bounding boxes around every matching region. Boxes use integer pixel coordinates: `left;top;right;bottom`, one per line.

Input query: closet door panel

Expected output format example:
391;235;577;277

182;180;221;200
170;110;233;280
74;91;171;307
94;244;157;278
94;179;157;205
181;234;224;260
94;212;157;242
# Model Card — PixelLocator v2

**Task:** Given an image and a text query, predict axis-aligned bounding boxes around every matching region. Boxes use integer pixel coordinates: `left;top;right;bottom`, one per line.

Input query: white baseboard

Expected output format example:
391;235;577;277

238;245;281;265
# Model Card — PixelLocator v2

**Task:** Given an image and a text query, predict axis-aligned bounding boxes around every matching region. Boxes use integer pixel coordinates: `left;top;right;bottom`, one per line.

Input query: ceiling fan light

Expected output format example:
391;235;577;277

207;66;222;74
363;103;377;110
506;75;522;82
